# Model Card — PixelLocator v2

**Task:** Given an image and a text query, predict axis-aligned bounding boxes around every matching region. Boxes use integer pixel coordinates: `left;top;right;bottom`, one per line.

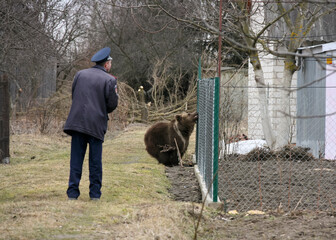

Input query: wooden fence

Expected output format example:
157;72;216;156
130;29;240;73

0;72;10;163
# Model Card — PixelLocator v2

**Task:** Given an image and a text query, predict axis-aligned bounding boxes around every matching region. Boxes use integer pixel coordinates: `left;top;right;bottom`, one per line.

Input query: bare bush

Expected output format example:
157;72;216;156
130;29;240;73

108;81;139;130
10;89;71;135
146;58;197;122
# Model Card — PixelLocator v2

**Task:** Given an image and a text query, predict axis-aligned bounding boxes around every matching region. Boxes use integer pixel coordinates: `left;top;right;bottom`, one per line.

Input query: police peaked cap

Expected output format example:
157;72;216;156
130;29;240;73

91;47;113;63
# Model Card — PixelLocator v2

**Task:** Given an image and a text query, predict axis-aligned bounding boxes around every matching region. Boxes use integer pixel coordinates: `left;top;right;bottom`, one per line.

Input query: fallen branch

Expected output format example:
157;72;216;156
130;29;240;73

174;138;183;167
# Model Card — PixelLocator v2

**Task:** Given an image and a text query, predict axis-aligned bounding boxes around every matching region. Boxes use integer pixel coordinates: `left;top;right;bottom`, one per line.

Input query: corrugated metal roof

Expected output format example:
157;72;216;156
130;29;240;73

298;42;336;55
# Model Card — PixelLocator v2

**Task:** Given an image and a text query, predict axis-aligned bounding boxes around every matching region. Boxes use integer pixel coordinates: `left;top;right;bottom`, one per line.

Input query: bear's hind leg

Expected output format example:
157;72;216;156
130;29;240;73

158;151;178;166
157;152;177;166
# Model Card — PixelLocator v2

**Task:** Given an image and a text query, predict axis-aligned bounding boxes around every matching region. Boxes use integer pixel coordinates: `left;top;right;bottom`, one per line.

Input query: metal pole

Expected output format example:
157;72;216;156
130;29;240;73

213;77;220;202
213;0;223;203
218;0;223;78
196;58;202;163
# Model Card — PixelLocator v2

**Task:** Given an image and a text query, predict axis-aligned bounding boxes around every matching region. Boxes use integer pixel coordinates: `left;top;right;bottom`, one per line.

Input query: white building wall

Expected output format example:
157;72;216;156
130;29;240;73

247;2;297;142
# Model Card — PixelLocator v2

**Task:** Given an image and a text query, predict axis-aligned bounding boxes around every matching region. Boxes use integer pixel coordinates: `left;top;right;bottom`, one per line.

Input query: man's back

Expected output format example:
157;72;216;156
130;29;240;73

64;66;118;141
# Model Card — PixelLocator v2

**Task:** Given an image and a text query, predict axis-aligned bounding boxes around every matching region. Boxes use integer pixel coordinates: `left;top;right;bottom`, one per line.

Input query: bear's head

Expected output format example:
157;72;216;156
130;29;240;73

175;112;198;136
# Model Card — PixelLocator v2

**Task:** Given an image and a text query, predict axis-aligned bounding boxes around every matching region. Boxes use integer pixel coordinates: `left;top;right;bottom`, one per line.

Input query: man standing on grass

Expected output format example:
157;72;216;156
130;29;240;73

64;47;119;200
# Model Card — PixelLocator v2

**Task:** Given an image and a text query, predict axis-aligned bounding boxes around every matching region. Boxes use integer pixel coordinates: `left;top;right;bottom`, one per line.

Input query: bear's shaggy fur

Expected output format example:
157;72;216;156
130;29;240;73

144;112;198;166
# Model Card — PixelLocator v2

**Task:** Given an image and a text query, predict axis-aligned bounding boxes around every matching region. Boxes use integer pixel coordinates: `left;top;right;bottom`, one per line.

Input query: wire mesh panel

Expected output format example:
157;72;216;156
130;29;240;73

217;64;336;212
196;54;335;211
196;77;219;202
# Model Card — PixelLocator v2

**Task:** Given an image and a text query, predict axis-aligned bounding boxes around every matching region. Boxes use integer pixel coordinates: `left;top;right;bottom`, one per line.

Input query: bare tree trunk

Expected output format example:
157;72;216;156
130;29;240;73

250;52;277;150
276;57;296;148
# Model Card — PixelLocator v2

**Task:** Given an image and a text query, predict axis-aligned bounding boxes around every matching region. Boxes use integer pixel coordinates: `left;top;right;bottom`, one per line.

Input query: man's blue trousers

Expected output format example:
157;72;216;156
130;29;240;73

66;131;103;199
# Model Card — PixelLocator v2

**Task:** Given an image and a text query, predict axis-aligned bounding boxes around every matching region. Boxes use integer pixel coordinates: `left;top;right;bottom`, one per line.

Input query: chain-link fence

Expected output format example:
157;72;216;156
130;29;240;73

196;63;336;212
220;68;336;212
196;77;219;202
219;88;336;212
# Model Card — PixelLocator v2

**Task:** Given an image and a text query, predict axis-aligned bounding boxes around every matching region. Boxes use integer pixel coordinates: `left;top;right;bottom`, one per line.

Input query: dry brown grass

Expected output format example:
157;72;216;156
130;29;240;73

0;124;201;240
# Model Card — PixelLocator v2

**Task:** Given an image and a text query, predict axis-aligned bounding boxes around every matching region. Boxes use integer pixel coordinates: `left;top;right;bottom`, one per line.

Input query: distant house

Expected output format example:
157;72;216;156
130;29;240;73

247;2;336;159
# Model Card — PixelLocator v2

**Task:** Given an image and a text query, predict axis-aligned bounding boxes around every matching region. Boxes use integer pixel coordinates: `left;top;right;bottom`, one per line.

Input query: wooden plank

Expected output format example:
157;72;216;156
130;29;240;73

0;73;10;163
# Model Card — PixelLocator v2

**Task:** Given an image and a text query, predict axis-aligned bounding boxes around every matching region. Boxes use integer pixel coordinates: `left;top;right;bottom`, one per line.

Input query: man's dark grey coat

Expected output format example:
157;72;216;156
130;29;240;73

64;65;118;141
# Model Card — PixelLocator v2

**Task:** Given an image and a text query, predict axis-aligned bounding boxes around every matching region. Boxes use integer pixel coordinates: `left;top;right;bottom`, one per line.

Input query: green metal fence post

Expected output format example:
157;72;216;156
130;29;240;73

196;58;202;163
213;77;219;202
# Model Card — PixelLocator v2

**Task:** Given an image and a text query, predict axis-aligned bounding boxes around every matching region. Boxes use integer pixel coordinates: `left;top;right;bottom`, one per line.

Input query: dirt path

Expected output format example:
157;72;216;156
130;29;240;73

164;161;336;239
165;166;202;203
162;140;336;239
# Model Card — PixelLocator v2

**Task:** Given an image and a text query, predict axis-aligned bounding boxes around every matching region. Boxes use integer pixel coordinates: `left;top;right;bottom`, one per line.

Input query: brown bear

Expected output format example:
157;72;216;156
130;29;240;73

144;112;198;166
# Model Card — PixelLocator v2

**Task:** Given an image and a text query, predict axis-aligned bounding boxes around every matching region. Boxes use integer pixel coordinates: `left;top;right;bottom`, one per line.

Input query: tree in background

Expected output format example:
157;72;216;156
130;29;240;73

264;1;336;148
86;0;205;105
153;0;336;149
6;0;334;137
1;0;247;122
0;0;88;112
